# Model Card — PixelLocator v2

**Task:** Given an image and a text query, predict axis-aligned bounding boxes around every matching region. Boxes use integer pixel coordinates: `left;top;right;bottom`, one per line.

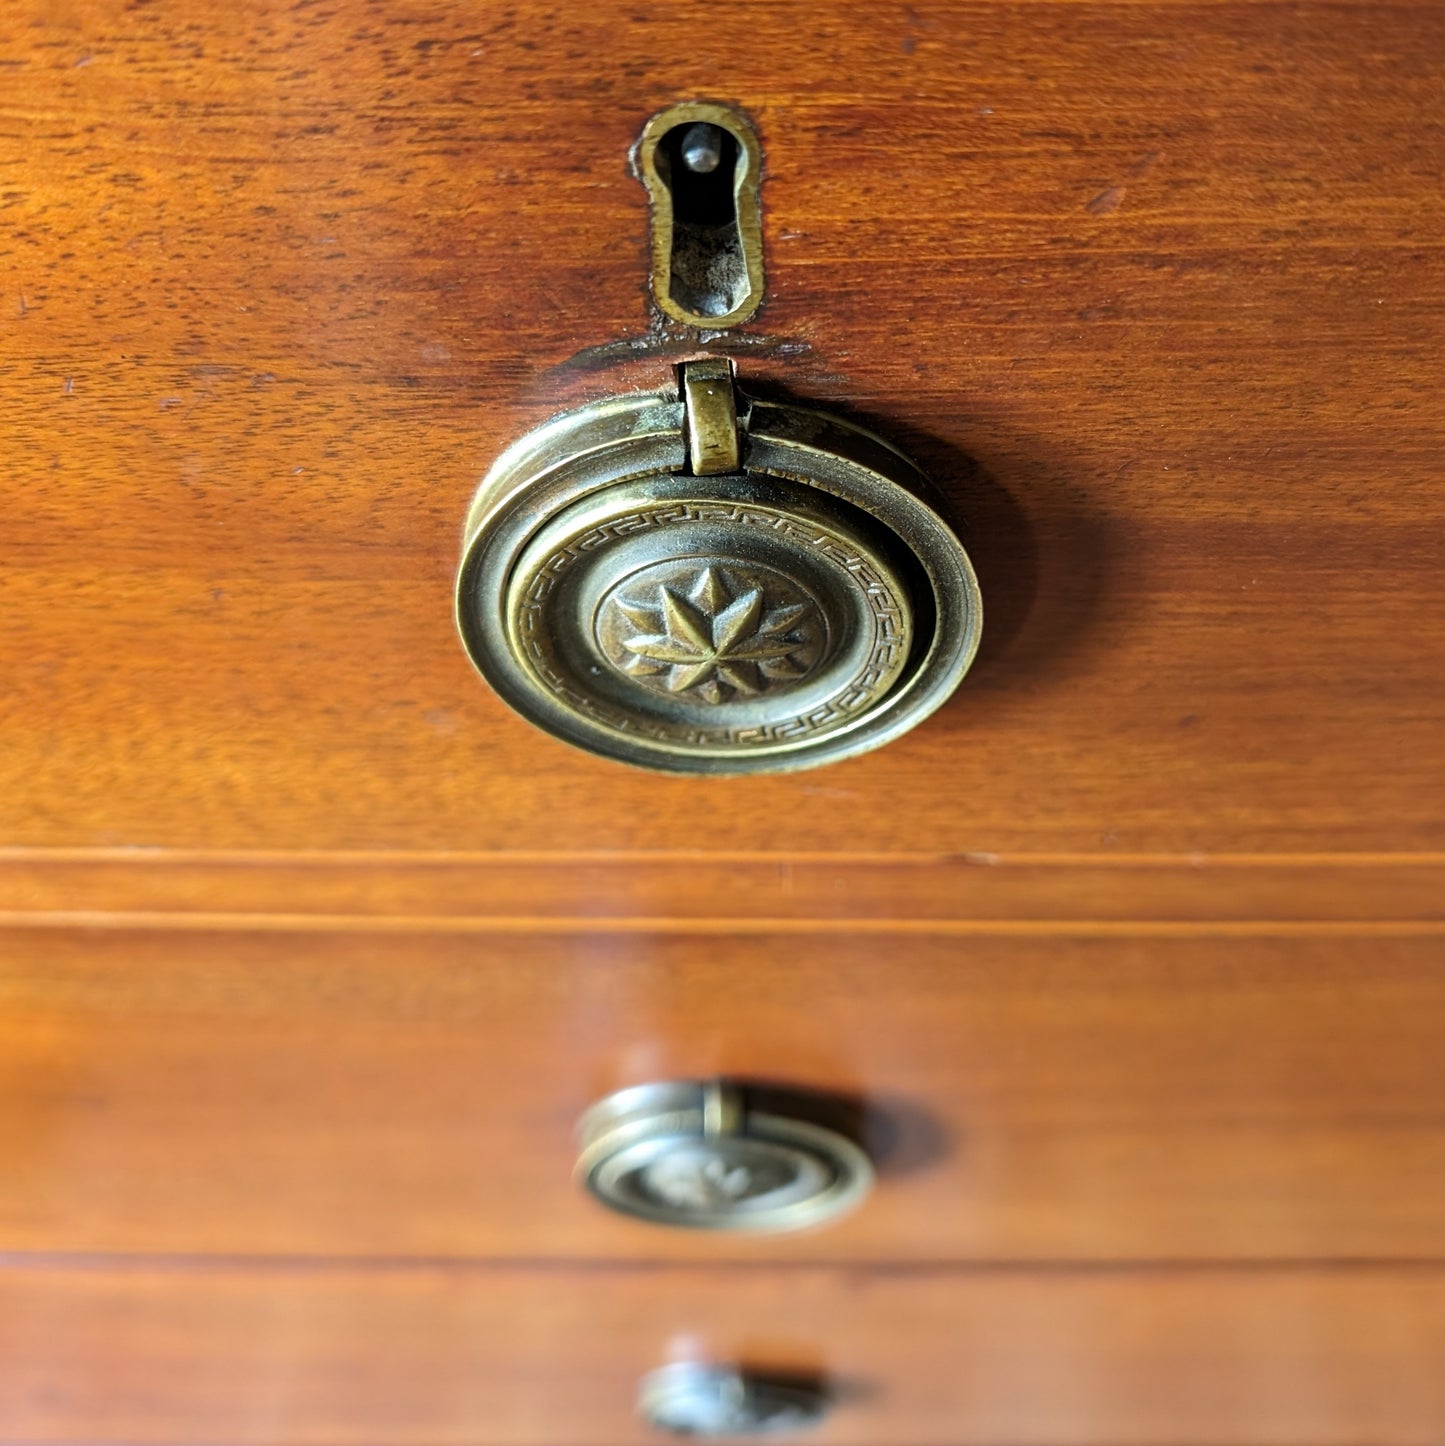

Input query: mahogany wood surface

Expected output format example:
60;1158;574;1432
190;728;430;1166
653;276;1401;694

3;926;1442;1263
1;850;1443;928
2;0;1442;856
3;1261;1444;1445
2;1;1443;1441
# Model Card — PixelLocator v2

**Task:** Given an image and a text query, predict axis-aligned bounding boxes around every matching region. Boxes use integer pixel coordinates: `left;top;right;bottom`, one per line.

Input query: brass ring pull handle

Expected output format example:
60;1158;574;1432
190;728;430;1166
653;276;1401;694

456;360;982;774
575;1080;874;1233
638;1362;830;1437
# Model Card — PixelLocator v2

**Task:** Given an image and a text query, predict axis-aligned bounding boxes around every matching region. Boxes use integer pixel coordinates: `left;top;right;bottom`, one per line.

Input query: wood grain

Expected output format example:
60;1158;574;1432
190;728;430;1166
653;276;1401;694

2;0;1441;854
1;4;1442;1440
2;1261;1443;1445
3;926;1443;1263
1;851;1442;928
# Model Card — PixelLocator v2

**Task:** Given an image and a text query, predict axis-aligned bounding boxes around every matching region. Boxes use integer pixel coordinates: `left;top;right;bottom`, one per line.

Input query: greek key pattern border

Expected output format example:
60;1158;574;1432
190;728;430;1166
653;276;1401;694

514;503;908;747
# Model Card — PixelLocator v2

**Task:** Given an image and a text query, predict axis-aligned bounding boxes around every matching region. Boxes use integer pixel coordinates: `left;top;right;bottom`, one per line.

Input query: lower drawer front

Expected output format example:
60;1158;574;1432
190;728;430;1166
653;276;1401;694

2;928;1444;1260
2;1263;1442;1445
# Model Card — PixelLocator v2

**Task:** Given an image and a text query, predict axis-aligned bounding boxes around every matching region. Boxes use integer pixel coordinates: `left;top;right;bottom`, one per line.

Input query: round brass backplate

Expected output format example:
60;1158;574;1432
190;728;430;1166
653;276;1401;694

456;363;982;774
576;1080;873;1234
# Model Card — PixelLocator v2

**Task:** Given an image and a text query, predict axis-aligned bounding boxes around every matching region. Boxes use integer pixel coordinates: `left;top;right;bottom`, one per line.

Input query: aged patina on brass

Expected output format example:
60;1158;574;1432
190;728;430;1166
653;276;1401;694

455;360;982;774
574;1079;874;1234
635;101;765;327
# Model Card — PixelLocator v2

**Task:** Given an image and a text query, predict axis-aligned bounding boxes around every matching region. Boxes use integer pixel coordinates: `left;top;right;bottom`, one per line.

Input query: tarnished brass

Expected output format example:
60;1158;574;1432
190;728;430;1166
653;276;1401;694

638;1362;829;1437
455;360;982;774
682;355;740;474
575;1079;874;1233
635;101;765;328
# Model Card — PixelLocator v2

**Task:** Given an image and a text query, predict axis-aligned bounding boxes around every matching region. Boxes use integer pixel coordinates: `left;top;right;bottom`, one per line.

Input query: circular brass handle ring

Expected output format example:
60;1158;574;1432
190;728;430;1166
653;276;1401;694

576;1080;874;1234
638;1361;829;1437
456;364;982;774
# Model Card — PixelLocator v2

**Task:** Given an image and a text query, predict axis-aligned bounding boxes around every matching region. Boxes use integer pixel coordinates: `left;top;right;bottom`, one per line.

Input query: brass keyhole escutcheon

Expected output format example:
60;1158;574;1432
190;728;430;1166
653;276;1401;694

455;360;982;774
635;102;765;328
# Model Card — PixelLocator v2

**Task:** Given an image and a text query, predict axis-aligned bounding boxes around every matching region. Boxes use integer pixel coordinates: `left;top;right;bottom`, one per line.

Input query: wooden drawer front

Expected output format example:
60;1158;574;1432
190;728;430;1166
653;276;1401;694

2;1262;1442;1445
3;0;1442;857
3;927;1442;1261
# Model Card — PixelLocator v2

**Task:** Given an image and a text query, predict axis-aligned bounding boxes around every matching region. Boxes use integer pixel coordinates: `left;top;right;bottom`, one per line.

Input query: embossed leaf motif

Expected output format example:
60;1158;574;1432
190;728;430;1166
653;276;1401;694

619;567;815;703
646;1154;759;1210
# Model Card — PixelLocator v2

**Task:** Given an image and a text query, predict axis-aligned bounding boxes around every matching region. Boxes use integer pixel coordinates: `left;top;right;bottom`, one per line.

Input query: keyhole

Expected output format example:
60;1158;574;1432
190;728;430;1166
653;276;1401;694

636;103;764;328
664;122;739;228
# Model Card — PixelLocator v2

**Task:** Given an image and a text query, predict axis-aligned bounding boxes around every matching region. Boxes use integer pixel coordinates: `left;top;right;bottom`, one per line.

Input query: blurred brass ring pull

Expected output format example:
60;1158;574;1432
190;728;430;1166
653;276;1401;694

575;1080;873;1233
639;1362;829;1437
455;359;982;774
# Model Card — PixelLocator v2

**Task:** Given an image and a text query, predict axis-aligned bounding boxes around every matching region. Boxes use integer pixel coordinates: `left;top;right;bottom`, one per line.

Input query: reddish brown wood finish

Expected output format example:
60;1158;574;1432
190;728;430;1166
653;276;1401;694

1;851;1442;928
1;1;1442;1442
2;0;1442;855
3;1262;1444;1446
3;926;1443;1263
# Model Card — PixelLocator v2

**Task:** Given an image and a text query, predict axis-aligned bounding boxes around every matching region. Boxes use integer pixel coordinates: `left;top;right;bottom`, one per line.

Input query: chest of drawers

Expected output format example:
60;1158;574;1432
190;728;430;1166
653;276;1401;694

2;0;1442;1441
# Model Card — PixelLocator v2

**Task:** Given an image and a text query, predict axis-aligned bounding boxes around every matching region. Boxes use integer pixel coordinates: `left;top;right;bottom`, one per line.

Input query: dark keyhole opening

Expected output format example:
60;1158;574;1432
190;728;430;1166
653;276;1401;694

658;122;747;320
